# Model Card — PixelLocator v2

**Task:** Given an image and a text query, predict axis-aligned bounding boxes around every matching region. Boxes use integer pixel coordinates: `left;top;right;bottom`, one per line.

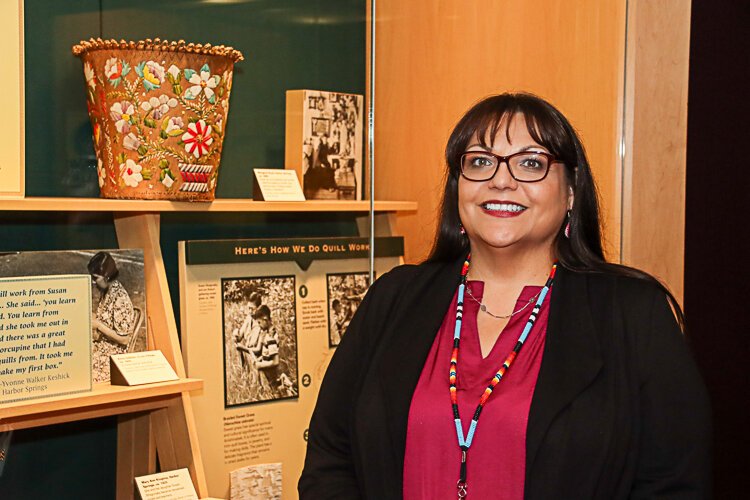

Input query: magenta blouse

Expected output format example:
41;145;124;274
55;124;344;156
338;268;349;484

403;281;550;499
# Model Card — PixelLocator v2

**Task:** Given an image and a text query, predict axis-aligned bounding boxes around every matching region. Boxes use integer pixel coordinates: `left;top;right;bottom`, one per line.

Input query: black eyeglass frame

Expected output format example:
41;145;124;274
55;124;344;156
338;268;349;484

458;150;562;183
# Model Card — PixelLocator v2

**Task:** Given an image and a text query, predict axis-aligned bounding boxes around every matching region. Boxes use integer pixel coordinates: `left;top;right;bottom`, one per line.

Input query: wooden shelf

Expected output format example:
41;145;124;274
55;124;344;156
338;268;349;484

0;378;202;431
0;194;415;498
0;197;417;213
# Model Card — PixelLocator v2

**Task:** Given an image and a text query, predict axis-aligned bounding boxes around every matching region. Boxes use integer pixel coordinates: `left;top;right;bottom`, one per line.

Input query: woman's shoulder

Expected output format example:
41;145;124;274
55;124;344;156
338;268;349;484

109;280;134;303
562;267;684;358
109;279;127;292
564;265;668;309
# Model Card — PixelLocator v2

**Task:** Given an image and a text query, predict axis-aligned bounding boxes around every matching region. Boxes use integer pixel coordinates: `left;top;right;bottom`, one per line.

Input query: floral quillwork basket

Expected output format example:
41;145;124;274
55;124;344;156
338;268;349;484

72;38;243;201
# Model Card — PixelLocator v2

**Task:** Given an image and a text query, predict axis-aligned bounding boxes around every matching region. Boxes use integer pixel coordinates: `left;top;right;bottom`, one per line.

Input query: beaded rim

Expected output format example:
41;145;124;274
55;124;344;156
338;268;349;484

72;37;244;63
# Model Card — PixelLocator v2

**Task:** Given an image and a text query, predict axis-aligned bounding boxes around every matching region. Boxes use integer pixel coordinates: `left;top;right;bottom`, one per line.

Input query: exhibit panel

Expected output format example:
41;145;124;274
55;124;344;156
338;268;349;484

0;210;208;498
180;237;404;498
0;249;148;383
0;274;93;404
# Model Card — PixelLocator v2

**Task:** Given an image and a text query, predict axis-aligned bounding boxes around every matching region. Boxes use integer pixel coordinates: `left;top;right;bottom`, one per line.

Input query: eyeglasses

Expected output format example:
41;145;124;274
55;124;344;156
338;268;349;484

459;150;560;182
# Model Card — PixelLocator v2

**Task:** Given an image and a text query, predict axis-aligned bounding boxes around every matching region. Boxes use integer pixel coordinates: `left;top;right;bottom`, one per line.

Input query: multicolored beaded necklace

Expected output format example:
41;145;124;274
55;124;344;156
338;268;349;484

450;254;558;499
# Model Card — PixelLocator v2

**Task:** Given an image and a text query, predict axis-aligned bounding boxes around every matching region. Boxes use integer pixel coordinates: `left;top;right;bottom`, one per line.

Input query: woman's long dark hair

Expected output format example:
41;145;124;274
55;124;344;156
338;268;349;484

427;92;685;330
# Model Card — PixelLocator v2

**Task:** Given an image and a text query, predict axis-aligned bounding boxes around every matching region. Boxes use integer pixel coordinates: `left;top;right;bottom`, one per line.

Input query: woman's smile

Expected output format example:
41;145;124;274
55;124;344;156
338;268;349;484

479;200;528;217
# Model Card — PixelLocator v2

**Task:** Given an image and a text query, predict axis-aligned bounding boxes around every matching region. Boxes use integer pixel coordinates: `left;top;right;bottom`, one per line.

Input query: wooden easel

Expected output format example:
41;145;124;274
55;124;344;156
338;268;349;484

114;213;207;499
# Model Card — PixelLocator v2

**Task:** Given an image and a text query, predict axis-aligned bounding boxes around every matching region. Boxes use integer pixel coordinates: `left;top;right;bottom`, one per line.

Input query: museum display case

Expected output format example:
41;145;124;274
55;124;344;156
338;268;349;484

0;1;414;498
0;0;692;497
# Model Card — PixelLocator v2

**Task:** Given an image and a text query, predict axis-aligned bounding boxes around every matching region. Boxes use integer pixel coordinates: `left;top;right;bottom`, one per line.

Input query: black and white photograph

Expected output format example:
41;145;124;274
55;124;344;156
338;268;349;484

311;117;331;137
307;95;323;110
300;90;363;200
326;272;370;347
221;275;299;407
0;249;147;383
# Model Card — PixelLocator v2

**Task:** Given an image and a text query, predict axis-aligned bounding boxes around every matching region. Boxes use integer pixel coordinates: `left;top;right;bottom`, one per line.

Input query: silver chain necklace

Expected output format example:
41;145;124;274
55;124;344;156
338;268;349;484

464;284;541;320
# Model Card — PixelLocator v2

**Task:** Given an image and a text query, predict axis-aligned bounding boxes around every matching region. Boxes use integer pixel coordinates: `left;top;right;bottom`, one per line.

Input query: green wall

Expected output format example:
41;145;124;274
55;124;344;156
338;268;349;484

1;1;365;497
25;0;365;198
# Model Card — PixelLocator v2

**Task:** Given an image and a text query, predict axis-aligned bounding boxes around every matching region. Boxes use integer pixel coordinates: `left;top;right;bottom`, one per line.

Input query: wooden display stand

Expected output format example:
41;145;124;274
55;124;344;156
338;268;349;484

113;212;207;498
0;197;415;499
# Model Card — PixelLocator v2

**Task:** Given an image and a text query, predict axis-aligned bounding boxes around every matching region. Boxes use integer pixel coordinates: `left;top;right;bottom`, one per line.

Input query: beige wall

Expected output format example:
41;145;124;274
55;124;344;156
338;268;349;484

374;0;627;263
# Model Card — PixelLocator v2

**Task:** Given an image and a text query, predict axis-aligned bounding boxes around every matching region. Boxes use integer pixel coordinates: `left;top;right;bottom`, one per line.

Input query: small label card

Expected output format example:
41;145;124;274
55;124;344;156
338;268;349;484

252;168;306;201
110;350;179;386
135;468;198;500
0;275;92;403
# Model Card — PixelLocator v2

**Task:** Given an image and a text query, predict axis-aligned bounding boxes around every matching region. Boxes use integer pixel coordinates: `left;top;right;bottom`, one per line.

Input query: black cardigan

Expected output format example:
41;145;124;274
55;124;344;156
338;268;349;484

299;258;711;499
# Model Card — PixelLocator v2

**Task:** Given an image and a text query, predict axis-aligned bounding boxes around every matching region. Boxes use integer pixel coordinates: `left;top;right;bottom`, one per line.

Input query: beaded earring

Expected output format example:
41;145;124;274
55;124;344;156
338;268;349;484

564;210;571;239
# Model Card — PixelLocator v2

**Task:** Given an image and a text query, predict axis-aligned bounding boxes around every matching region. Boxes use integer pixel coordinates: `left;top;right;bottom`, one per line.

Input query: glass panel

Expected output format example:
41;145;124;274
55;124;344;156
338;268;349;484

24;1;101;197
6;2;371;498
24;0;367;198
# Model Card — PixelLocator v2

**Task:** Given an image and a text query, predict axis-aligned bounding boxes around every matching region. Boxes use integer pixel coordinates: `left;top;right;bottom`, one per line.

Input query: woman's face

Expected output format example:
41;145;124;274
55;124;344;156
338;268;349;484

92;274;109;291
457;114;572;256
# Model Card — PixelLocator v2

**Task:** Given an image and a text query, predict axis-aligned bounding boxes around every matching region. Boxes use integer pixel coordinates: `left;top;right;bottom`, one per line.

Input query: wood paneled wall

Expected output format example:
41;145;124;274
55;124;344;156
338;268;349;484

374;0;627;262
622;0;691;302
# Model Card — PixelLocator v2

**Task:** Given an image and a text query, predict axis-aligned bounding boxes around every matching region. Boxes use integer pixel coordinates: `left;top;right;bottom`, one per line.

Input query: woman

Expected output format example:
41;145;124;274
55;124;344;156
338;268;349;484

299;93;711;499
88;251;136;382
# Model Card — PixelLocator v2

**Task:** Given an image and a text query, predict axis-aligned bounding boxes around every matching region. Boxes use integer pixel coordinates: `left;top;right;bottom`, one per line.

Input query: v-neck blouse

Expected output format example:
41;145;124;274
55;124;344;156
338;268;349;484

403;280;550;500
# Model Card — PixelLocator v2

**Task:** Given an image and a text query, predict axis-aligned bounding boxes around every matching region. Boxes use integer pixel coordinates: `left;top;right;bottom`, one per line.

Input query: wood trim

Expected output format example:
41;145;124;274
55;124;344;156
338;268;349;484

0;197;416;213
17;0;24;197
114;214;184;373
0;378;202;430
365;0;373;201
0;0;24;198
116;413;153;500
621;0;691;302
112;213;208;497
149;394;208;497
